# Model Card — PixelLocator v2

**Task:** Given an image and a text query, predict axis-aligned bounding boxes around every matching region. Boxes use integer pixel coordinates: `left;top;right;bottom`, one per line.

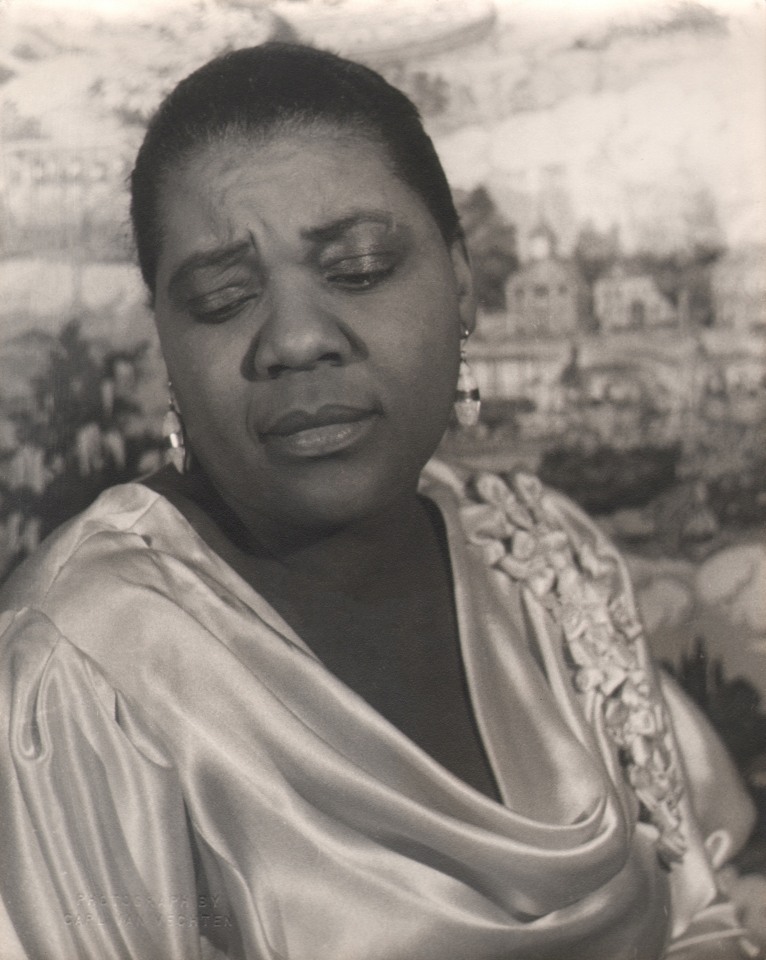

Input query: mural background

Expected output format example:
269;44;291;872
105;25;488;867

1;0;765;878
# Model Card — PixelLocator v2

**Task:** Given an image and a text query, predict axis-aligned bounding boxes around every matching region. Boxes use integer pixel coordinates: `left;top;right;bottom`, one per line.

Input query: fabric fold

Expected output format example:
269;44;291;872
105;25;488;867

0;474;753;960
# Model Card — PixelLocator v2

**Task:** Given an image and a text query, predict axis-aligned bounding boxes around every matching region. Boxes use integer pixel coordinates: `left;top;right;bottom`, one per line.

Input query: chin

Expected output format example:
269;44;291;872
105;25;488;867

268;455;421;533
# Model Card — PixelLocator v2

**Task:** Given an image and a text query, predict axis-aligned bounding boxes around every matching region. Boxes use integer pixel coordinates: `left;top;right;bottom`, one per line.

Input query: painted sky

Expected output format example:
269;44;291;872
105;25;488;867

2;0;764;253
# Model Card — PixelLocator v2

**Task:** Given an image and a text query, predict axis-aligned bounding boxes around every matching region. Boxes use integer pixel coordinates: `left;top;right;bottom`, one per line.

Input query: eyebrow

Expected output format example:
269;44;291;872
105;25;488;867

167;240;254;299
301;211;396;244
166;211;398;297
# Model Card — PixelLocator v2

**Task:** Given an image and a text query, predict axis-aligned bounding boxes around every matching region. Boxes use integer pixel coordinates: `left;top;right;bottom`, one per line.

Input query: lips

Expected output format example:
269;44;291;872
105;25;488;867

262;404;375;437
259;404;381;459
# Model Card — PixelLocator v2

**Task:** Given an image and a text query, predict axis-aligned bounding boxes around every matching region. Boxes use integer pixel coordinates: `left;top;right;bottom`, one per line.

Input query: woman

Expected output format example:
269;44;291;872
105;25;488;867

0;43;761;960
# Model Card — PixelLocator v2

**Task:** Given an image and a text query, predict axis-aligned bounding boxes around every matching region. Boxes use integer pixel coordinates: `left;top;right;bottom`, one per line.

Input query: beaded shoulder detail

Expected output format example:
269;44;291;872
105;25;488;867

458;469;687;865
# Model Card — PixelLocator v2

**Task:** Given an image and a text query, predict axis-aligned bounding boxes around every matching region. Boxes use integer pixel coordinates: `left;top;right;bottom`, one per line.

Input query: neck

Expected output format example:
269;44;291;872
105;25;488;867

278;496;435;598
148;465;442;601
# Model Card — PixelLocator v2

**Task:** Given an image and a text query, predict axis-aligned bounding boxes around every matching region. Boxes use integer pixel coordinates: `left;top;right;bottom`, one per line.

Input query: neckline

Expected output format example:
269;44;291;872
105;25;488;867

121;476;508;807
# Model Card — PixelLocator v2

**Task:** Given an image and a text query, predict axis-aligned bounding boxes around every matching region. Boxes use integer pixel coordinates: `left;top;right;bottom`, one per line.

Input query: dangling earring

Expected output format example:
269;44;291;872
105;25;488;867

454;329;481;427
163;383;188;473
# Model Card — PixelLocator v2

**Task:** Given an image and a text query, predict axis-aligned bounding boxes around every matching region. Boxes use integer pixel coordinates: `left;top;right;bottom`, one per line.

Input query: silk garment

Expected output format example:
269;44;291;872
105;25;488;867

0;471;754;960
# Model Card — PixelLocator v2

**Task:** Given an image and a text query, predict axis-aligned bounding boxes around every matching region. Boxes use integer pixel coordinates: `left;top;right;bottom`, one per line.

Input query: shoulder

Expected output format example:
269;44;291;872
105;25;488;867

0;483;203;668
1;482;168;607
426;461;646;662
422;458;620;583
0;485;210;764
0;481;213;613
0;480;291;714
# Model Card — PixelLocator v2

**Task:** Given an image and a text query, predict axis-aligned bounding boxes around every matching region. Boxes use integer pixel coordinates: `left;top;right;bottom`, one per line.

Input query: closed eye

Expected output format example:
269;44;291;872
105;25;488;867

324;255;395;291
187;293;257;324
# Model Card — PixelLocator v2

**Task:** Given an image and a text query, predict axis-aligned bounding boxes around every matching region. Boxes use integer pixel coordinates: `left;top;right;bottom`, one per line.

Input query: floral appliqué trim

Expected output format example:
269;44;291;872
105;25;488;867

460;470;687;866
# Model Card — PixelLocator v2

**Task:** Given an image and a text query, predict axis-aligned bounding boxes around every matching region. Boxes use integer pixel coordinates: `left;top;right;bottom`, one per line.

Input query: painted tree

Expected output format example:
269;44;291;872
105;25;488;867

455;186;518;312
0;321;159;581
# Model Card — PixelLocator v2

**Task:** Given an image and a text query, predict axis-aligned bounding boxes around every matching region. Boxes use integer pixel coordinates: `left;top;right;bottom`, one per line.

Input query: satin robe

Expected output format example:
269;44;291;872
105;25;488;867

0;469;755;960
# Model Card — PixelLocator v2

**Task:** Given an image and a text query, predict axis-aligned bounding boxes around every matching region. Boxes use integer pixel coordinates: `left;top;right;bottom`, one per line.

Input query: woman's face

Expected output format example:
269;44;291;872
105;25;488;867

153;127;475;542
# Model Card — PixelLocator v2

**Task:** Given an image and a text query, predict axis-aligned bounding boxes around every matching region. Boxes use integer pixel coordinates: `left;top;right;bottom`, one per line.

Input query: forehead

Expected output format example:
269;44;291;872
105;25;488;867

160;128;417;238
152;126;447;291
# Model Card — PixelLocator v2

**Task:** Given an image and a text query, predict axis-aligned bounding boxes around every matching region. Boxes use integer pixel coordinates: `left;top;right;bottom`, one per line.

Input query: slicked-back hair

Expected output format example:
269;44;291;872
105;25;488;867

130;42;462;298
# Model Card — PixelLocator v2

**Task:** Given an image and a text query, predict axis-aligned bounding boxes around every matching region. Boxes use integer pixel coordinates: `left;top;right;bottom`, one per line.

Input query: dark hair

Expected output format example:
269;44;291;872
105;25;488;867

130;42;462;297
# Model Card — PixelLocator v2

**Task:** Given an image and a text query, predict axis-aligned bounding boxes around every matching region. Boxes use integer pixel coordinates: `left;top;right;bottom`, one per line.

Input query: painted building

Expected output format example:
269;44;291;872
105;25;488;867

0;143;127;257
504;223;588;338
711;245;766;331
555;349;674;447
593;265;677;332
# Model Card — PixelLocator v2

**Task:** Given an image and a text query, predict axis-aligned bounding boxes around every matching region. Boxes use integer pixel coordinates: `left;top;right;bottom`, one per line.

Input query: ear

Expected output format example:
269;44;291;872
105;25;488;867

449;238;477;336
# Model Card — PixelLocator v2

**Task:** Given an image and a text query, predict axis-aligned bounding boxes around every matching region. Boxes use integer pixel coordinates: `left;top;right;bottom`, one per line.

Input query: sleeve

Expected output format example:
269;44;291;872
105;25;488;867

661;672;766;958
547;483;757;864
542;484;763;955
660;671;756;869
0;608;203;960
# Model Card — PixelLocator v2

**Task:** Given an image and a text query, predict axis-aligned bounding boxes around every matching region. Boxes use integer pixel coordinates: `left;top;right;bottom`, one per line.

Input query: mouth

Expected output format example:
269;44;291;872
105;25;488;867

259;404;380;459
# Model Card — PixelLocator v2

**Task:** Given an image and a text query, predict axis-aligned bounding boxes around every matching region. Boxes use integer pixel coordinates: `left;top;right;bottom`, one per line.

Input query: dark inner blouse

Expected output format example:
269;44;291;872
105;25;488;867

143;469;502;804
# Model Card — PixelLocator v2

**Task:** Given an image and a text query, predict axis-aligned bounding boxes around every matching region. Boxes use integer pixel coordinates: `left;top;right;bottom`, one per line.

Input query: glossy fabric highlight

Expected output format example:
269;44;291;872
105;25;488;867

0;476;753;959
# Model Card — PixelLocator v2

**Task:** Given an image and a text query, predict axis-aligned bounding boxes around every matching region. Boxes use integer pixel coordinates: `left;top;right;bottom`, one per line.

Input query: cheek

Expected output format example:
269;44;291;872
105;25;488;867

159;327;247;439
187;371;245;438
396;288;461;383
376;297;461;434
181;382;257;484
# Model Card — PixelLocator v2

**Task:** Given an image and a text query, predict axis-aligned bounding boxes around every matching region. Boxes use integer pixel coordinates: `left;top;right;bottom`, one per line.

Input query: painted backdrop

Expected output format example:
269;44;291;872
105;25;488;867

1;0;765;878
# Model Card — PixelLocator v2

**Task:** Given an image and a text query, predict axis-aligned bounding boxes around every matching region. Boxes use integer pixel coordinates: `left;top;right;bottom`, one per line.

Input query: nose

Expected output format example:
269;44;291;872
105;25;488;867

248;280;355;380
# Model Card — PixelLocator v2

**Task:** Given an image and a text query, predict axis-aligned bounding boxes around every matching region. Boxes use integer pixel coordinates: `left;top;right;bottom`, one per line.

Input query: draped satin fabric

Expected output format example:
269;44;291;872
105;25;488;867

0;474;754;960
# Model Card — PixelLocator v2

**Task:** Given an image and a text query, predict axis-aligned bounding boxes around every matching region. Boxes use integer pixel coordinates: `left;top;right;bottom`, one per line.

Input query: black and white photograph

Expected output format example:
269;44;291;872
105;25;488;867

1;0;765;957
